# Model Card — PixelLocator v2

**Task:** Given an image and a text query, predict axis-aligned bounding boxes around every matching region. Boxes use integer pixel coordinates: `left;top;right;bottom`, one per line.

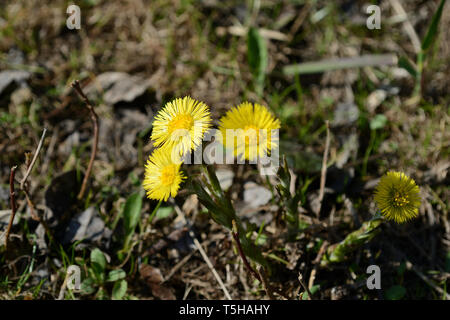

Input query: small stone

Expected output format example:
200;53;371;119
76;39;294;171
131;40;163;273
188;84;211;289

243;182;272;208
366;89;387;113
216;169;234;191
0;70;30;96
332;102;359;127
62;206;106;244
85;72;152;105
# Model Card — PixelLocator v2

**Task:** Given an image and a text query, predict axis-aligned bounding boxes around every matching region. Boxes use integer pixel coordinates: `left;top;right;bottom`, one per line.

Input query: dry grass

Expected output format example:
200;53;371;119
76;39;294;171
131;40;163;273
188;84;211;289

0;0;448;300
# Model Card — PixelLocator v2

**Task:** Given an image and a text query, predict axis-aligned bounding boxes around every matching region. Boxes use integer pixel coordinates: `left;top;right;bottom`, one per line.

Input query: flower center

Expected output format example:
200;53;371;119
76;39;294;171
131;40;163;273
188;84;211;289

168;114;194;134
393;192;409;207
161;164;177;186
243;125;260;146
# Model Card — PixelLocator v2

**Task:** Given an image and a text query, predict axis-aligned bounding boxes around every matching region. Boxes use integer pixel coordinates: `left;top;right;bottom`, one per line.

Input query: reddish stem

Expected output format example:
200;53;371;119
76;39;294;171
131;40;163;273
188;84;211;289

5;166;18;252
71;80;99;200
231;220;262;282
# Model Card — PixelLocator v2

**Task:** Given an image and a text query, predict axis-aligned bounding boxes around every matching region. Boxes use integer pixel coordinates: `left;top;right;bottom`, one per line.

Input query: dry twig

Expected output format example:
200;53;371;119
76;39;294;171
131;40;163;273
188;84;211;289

19;128;47;221
308;240;329;290
20;128;47;190
317;121;331;216
5;166;18;252
71;80;99;200
171;201;232;300
389;0;421;53
19;129;55;244
298;273;314;300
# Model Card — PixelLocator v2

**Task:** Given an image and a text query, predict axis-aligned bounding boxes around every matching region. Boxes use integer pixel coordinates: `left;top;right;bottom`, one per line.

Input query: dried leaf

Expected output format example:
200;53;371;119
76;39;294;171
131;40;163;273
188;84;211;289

139;264;176;300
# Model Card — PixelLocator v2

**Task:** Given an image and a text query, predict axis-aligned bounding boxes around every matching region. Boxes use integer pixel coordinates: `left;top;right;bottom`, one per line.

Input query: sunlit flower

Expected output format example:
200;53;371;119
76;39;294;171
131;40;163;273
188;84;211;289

143;147;186;201
151;96;212;156
374;171;421;223
218;102;281;161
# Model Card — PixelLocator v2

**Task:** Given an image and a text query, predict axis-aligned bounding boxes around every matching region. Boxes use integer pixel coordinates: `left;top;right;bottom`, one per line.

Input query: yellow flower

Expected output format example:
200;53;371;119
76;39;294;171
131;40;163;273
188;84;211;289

151;96;212;156
143;147;186;201
374;171;421;223
218;102;281;161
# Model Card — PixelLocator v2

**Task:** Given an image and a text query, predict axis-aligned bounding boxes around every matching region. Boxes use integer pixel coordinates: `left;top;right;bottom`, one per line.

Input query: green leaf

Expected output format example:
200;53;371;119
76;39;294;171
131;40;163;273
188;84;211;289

397;262;407;276
155;206;174;220
421;0;447;51
385;285;406;300
398;56;417;78
302;284;320;300
191;180;232;229
107;269;126;282
97;287;108;300
204;165;225;198
123;192;143;236
445;252;450;272
90;248;106;281
255;233;267;246
247;27;268;94
370;114;387;130
80;277;96;295
112;279;127;300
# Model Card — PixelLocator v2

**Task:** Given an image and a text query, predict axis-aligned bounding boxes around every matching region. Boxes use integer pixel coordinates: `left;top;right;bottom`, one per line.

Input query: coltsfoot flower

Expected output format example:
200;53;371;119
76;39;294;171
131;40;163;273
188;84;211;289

218;102;281;161
143;147;186;201
151;96;212;156
374;171;421;223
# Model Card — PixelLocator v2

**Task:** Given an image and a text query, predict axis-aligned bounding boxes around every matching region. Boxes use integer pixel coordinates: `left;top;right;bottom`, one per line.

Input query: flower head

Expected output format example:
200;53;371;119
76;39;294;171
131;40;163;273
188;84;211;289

151;96;212;156
374;171;421;223
218;102;281;161
143;147;186;201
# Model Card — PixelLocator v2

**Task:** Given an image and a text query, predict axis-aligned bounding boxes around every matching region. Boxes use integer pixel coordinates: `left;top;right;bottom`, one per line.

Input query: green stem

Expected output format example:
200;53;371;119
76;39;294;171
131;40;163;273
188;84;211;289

362;130;376;177
321;215;383;267
414;51;425;97
195;165;269;269
147;199;163;225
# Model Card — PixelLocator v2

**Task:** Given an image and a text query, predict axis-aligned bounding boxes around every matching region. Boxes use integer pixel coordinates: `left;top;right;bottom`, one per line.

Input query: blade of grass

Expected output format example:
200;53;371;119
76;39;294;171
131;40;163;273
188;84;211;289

421;0;447;51
398;56;418;79
248;27;268;95
283;54;398;75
